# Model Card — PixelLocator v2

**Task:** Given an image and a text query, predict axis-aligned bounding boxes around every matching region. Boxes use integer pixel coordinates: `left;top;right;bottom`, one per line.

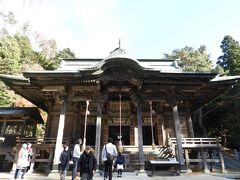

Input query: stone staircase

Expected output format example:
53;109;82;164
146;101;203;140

223;151;240;169
157;146;176;160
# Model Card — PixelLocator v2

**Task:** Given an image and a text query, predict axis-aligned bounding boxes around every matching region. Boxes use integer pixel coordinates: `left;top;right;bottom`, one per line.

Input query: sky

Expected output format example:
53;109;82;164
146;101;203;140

1;0;240;64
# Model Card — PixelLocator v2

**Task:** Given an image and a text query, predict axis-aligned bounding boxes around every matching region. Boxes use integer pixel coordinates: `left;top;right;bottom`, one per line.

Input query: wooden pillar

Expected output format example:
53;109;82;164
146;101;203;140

136;102;145;171
0;120;7;136
45;102;54;138
198;107;207;137
29;146;36;172
201;148;210;173
44;105;53;138
95;102;102;170
72;108;77;139
186;101;194;138
130;115;135;145
52;96;67;169
32;123;37;137
21;120;26;137
184;149;192;173
172;97;185;167
48;147;54;173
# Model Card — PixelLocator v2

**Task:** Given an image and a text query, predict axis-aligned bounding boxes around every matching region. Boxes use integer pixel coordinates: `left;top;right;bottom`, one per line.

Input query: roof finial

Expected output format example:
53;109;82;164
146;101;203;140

118;38;121;49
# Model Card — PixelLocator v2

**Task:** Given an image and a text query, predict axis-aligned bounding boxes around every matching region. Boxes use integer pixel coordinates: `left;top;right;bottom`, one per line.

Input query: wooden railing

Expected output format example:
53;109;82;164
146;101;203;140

15;137;70;147
170;137;221;148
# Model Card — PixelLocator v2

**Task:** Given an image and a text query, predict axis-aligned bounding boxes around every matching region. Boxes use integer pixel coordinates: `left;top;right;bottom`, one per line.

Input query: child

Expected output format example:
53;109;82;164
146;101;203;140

115;152;125;177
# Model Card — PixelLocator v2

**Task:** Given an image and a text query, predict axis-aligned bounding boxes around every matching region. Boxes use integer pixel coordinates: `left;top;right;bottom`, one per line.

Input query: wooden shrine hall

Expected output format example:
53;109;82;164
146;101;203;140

0;47;239;174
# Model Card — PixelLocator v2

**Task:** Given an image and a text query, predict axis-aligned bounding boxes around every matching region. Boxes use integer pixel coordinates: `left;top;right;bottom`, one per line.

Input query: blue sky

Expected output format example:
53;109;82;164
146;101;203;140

1;0;240;64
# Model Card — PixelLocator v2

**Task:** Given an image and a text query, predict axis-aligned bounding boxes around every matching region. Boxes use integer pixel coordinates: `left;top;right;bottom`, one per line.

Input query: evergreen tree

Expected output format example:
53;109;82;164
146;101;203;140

0;35;21;74
217;35;240;75
164;45;213;72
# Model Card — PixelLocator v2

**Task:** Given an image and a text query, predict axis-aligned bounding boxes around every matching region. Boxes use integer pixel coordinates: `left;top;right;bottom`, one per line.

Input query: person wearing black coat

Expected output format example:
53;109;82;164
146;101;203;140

59;144;71;180
78;145;97;180
115;152;125;177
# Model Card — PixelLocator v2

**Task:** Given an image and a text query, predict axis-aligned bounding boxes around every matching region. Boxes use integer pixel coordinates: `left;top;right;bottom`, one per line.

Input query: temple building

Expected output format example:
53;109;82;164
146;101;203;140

0;47;239;173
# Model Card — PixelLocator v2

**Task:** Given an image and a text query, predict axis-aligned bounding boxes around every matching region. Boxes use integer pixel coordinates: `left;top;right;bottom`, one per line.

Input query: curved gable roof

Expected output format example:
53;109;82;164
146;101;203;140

57;47;182;74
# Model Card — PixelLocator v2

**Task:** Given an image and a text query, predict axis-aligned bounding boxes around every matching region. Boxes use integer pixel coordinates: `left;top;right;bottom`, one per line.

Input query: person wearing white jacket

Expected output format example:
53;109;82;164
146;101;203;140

72;139;82;180
14;143;29;179
102;137;117;180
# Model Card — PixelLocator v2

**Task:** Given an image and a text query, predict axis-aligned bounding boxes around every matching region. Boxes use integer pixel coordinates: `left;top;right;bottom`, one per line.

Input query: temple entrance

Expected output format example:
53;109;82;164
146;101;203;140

143;126;158;145
86;125;96;146
109;126;130;145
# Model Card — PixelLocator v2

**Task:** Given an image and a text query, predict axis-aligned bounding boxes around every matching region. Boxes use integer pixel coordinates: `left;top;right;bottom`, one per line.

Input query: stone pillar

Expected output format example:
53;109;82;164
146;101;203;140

136;102;145;172
95;102;102;171
219;148;227;173
49;96;67;175
201;148;210;173
134;126;138;146
184;149;192;173
172;97;185;168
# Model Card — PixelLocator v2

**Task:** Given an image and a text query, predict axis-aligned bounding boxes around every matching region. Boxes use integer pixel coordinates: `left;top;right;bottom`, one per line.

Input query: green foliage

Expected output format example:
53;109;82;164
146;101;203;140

164;45;213;72
57;48;76;59
0;82;15;107
14;33;34;64
217;35;240;75
0;35;21;74
0;10;76;139
202;82;240;148
204;35;240;148
32;52;57;70
36;124;45;138
212;64;226;75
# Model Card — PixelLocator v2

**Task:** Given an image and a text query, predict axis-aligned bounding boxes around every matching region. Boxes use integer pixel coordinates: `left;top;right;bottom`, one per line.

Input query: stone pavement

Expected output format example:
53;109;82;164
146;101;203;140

1;171;240;180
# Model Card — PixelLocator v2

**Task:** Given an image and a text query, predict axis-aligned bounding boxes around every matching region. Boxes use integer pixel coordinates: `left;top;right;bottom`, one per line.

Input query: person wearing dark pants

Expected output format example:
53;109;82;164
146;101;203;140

103;160;113;180
101;137;117;180
72;139;82;180
59;144;71;180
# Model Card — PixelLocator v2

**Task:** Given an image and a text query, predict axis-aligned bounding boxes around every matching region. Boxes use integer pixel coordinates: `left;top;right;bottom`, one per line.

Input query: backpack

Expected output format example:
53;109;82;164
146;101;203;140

105;145;114;161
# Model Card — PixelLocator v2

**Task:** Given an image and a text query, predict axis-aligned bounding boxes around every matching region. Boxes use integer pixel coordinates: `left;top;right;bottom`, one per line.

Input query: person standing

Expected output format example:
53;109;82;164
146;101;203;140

115;152;125;177
14;143;28;179
59;144;71;180
78;145;97;180
102;137;117;180
21;142;33;178
72;139;82;180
